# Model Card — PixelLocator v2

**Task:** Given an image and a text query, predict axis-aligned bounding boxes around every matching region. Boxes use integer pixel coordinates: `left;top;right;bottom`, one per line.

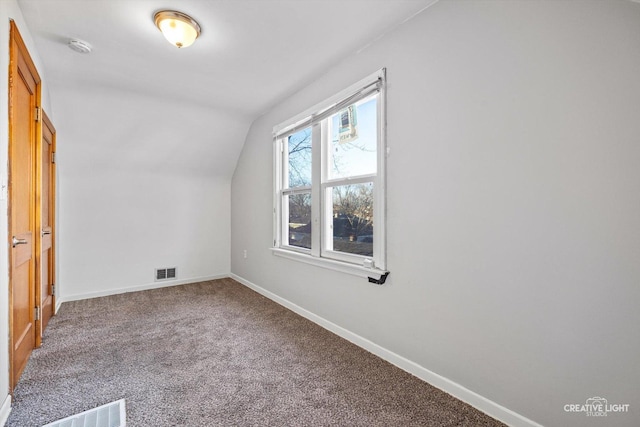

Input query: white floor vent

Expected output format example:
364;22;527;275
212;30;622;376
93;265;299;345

42;399;126;427
155;267;177;281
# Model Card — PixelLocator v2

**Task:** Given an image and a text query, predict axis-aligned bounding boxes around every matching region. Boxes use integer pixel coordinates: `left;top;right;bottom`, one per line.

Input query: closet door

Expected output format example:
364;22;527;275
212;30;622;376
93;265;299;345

9;21;41;389
37;111;56;345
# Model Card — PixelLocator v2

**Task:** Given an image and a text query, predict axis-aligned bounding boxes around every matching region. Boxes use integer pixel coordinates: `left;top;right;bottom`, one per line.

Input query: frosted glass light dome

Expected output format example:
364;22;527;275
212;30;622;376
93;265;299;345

154;11;201;48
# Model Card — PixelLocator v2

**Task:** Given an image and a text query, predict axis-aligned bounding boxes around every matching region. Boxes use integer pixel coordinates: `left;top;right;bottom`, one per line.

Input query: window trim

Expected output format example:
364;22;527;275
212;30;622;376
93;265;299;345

270;247;387;281
273;69;387;279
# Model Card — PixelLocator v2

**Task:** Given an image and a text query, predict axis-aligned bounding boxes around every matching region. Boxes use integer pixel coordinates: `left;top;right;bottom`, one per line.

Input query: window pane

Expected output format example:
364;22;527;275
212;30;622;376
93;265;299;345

331;183;373;256
288;127;312;187
287;193;311;249
329;96;377;179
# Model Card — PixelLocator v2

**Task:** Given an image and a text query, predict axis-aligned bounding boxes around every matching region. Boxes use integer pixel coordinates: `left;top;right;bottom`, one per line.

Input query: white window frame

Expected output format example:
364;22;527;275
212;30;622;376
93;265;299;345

272;69;387;281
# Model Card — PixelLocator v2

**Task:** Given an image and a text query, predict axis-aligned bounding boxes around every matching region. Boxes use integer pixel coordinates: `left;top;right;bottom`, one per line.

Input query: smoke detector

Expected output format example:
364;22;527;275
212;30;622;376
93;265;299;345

68;39;92;54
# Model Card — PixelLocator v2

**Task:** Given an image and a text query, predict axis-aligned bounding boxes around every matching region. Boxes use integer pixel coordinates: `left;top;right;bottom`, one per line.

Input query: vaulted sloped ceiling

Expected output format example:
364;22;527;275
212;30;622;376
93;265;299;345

18;0;435;178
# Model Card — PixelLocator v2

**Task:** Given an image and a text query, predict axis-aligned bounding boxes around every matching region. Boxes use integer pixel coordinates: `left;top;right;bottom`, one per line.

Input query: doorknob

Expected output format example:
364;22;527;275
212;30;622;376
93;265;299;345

12;236;28;247
42;230;51;236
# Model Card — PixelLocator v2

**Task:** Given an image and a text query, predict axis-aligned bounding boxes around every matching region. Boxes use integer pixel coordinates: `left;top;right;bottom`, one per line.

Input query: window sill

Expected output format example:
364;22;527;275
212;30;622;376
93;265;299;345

270;248;389;283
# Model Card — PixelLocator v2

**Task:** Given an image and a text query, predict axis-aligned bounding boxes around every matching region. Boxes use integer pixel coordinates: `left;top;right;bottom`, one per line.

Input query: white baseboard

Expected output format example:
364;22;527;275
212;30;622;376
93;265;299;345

230;273;542;427
0;394;11;427
59;274;229;304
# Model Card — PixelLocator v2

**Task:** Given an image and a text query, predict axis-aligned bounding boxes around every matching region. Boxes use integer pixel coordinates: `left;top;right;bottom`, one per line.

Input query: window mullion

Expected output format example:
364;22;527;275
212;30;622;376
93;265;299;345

310;123;322;257
282;186;312;195
282;194;289;248
320;120;333;254
323;175;375;188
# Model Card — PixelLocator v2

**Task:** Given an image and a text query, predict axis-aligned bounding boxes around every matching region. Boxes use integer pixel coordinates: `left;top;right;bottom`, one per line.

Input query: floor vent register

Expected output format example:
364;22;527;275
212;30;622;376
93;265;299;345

42;399;126;427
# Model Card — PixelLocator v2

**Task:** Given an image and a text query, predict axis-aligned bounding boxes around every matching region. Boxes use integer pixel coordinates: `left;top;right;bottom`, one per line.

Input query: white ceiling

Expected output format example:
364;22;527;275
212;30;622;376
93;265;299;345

17;0;434;177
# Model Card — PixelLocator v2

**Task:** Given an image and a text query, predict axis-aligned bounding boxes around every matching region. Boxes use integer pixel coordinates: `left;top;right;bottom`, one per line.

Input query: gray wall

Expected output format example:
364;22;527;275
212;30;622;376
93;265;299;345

55;85;245;301
230;1;640;426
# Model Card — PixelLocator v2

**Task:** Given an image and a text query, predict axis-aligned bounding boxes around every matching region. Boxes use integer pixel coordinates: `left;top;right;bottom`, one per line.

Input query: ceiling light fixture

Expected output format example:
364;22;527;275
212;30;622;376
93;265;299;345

154;10;201;48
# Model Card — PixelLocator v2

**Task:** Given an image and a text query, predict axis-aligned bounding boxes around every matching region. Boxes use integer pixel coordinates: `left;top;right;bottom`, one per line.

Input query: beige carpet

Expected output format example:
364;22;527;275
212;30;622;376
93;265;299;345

7;278;505;426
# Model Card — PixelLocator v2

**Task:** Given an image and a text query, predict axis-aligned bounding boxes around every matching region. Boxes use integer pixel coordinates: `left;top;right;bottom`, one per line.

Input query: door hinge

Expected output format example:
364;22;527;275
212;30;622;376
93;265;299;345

51;152;56;164
51;284;56;297
35;306;41;321
35;106;41;122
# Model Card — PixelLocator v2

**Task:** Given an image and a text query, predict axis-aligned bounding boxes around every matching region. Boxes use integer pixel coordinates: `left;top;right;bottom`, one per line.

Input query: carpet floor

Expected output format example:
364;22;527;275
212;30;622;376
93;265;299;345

7;278;505;426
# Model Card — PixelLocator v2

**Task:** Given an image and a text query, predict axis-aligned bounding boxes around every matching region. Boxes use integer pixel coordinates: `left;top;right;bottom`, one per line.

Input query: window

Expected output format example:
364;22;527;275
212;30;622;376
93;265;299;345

272;69;387;279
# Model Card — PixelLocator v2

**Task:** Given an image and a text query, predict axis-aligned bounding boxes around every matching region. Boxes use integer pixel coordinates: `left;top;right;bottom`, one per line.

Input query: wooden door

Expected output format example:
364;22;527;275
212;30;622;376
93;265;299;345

37;112;56;345
9;21;41;390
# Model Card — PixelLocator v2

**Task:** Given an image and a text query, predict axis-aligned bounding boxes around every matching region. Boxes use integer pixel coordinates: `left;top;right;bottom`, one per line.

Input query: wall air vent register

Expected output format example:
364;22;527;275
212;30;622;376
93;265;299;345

155;267;177;281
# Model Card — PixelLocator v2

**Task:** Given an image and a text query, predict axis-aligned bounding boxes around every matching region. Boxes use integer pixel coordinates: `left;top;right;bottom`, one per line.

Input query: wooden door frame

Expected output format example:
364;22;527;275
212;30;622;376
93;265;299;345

8;20;42;391
35;111;57;347
43;111;56;319
34;100;42;349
